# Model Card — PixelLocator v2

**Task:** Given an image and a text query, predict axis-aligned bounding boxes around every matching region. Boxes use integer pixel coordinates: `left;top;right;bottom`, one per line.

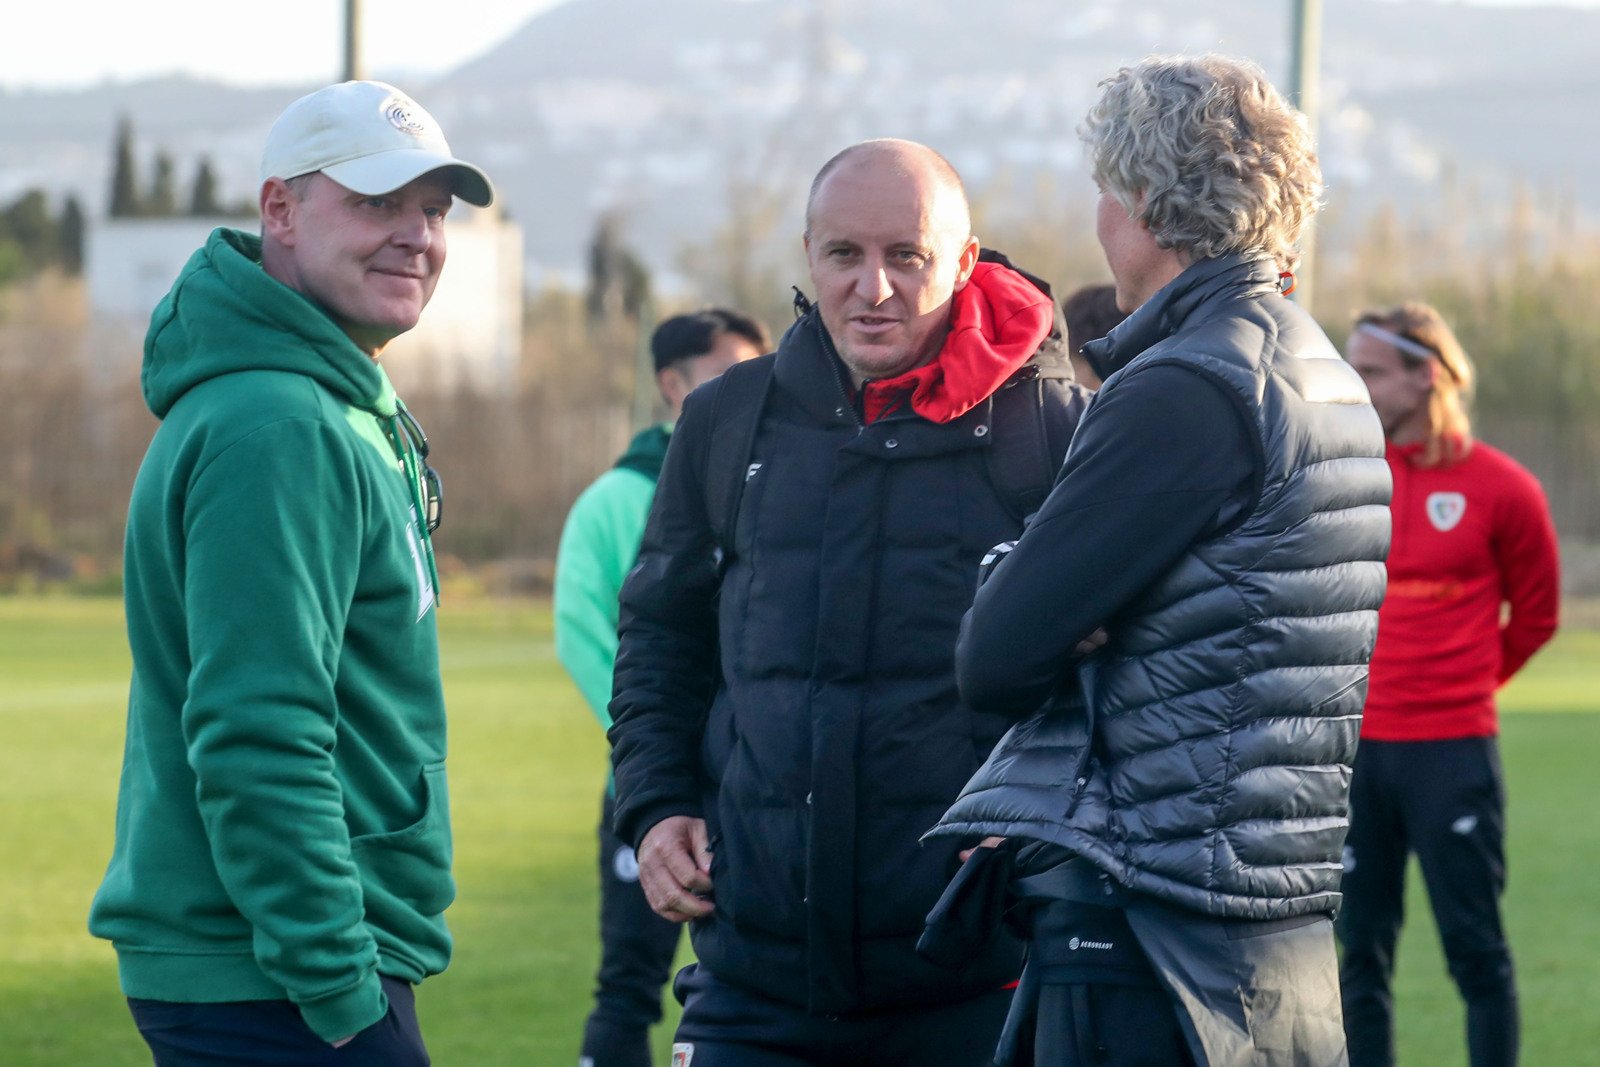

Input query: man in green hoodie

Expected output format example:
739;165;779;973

555;309;767;1067
89;80;493;1065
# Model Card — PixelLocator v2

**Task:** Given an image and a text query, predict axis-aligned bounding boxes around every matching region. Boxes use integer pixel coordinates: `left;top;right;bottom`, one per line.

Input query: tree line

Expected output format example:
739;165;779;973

0;190;84;286
0;116;264;292
109;116;254;220
0;165;1597;592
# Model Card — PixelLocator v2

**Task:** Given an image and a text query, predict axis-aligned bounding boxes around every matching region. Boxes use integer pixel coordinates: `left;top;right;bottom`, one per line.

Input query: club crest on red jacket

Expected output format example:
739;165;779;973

1426;491;1467;532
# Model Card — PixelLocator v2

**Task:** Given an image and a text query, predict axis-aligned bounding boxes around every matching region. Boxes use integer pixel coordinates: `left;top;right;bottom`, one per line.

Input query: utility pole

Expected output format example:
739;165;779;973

1289;0;1322;310
344;0;364;82
631;295;660;432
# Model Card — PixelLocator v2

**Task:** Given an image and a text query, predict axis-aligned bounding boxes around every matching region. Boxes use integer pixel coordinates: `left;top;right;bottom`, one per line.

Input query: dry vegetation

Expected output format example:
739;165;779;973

3;181;1598;592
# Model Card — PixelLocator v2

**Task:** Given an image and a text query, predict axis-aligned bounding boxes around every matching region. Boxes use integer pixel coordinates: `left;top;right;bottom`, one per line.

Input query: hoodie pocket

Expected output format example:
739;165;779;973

350;763;454;917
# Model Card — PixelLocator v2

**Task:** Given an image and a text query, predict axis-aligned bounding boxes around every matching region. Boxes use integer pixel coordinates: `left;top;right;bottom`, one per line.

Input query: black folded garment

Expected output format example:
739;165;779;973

917;841;1017;969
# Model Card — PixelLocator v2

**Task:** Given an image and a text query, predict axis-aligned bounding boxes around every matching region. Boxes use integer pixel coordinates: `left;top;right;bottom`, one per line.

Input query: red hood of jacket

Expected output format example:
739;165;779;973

861;260;1054;424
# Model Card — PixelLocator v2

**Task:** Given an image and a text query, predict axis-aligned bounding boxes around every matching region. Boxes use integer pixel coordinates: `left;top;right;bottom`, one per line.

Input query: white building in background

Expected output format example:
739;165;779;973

85;207;524;392
86;217;223;328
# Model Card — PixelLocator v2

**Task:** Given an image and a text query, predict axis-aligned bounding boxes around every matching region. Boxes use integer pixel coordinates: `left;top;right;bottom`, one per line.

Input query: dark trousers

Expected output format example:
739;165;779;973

1337;736;1517;1067
128;974;426;1066
1018;899;1197;1067
584;789;684;1067
670;962;1013;1067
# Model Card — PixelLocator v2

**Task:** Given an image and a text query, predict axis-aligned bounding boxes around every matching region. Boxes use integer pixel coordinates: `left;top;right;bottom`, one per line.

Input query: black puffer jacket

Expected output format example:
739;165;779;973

931;254;1392;920
610;296;1090;1014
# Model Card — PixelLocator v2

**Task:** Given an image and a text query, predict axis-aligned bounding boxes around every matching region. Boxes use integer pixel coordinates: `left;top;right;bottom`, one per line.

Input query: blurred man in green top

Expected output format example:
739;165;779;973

89;80;492;1065
556;309;766;1067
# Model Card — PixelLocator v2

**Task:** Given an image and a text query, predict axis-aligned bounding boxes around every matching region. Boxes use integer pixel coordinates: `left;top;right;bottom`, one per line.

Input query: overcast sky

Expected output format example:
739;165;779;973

3;0;1596;92
3;0;565;91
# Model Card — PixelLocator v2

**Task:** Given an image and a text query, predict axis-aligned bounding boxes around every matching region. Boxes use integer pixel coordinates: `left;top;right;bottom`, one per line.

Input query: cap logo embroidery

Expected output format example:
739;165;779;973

1426;491;1466;532
384;98;429;137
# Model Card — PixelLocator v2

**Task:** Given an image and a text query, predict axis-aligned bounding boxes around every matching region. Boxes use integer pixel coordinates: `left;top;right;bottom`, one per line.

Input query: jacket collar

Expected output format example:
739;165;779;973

1081;253;1280;382
613;423;673;480
772;310;861;426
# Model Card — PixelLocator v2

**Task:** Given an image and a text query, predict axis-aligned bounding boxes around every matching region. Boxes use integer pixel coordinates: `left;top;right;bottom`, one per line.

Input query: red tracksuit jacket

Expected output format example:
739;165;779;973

1362;438;1560;740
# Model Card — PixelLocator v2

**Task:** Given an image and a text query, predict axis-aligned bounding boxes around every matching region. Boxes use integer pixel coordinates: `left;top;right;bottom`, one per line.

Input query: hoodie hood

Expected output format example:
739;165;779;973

613;423;672;482
141;228;397;419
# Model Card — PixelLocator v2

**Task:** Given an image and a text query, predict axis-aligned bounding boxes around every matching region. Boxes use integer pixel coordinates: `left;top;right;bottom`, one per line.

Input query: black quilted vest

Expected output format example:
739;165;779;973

932;255;1392;920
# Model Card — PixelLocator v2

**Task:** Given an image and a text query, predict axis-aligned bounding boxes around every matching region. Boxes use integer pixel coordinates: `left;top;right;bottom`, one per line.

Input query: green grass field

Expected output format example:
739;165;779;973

1;596;1595;1065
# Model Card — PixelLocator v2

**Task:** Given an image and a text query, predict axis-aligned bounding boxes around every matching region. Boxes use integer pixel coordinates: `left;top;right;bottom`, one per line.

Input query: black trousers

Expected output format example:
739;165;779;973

670;962;1013;1067
128;974;426;1066
584;788;684;1067
1337;736;1517;1067
1015;899;1197;1067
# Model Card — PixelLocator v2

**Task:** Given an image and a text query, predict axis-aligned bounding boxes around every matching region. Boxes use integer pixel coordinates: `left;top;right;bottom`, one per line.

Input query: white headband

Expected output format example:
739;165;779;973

1356;322;1436;362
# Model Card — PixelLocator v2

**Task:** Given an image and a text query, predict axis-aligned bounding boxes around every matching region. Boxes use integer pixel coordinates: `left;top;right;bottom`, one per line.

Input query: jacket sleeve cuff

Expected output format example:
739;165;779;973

624;801;704;854
296;972;388;1044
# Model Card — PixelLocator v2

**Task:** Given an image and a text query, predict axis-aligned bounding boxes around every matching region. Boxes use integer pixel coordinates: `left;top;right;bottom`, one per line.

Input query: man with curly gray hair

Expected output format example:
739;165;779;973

1083;53;1322;290
927;55;1391;1065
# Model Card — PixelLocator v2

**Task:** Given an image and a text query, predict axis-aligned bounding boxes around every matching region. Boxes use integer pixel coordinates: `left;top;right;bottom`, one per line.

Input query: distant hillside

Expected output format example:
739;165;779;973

3;0;1596;285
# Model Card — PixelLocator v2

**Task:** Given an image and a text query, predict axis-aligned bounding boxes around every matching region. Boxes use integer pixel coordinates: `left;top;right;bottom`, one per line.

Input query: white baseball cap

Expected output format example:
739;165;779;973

260;80;494;207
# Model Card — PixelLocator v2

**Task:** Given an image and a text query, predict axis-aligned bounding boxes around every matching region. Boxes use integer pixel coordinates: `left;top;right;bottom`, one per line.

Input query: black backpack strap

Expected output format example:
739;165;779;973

984;331;1090;523
701;353;776;553
977;248;1091;523
985;375;1063;523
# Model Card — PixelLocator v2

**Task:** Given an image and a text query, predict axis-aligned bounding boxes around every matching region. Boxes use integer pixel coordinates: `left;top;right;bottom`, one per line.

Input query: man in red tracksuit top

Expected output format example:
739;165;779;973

1339;301;1559;1067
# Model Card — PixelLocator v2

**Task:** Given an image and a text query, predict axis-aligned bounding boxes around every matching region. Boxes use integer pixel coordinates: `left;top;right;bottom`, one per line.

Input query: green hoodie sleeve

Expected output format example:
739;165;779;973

181;417;386;1042
553;468;656;728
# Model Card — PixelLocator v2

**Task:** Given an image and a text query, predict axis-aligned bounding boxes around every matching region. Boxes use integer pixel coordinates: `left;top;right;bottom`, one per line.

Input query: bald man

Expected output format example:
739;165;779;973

607;140;1091;1065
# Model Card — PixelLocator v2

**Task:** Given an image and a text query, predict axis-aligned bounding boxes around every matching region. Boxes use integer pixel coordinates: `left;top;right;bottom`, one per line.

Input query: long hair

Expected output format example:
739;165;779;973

1356;302;1475;467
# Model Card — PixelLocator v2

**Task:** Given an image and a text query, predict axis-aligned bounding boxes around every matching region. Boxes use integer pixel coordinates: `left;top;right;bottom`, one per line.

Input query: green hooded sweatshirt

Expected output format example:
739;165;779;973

89;228;450;1042
553;424;671;733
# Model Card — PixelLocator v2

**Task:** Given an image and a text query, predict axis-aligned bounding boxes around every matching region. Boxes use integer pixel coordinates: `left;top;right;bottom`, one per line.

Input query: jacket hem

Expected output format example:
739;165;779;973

115;943;387;1042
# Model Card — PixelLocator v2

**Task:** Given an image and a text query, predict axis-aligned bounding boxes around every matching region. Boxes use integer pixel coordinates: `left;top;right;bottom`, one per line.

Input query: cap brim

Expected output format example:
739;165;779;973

322;149;494;208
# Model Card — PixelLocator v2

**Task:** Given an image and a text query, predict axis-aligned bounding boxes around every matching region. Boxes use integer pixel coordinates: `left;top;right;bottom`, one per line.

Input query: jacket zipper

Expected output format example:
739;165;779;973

1063;670;1098;818
813;316;865;431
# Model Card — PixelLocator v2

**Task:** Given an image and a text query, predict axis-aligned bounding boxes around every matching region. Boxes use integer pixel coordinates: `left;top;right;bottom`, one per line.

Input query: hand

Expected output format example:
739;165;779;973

638;815;714;923
1074;628;1109;657
959;836;1007;863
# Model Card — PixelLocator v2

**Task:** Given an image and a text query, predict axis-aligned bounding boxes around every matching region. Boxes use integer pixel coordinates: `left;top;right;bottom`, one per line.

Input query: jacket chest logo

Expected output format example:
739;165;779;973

1425;491;1467;532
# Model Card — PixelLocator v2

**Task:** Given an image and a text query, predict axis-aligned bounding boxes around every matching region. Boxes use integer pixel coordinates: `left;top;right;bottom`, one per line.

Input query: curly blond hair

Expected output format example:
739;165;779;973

1081;55;1322;272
